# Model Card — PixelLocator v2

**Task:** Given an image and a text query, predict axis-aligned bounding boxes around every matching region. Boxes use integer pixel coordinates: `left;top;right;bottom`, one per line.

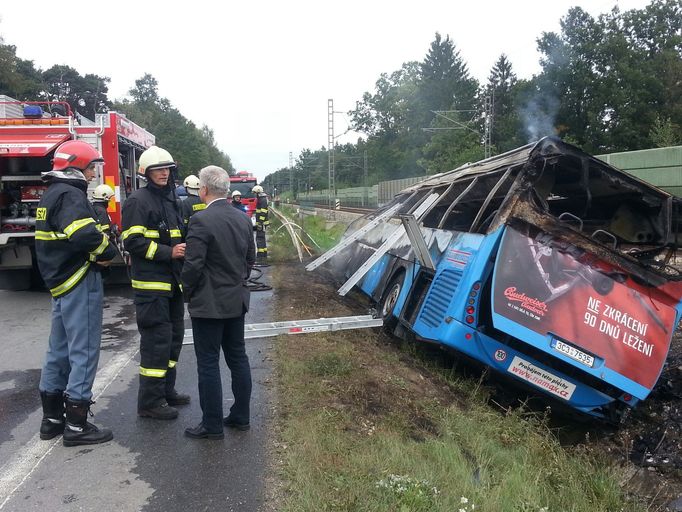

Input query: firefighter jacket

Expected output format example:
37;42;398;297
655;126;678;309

255;194;269;228
35;176;117;298
122;181;185;296
181;194;205;225
92;201;111;234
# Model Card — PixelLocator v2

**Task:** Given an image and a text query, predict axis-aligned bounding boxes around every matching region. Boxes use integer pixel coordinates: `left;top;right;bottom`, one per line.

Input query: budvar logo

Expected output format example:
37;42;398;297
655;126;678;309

504;287;547;316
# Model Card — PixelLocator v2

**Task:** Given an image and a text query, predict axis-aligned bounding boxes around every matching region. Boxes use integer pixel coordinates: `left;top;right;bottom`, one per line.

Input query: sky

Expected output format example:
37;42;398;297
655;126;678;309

0;0;652;181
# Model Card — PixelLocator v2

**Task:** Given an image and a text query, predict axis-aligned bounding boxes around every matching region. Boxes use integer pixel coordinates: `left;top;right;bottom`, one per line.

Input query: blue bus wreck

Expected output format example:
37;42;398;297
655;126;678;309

308;137;682;421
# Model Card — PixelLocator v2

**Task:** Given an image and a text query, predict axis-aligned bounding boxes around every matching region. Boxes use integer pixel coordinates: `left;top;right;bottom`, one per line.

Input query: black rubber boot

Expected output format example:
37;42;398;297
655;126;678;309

63;398;113;447
39;390;65;440
165;367;190;406
138;401;179;420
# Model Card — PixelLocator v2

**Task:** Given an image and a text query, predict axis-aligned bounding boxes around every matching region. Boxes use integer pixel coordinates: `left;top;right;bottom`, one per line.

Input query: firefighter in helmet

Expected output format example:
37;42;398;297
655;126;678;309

181;174;205;225
121;145;190;420
231;189;246;211
36;140;118;446
91;184;115;235
253;185;269;262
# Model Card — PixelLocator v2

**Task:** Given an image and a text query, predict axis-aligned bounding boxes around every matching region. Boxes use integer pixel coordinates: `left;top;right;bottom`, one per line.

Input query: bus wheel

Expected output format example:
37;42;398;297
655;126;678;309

380;273;405;331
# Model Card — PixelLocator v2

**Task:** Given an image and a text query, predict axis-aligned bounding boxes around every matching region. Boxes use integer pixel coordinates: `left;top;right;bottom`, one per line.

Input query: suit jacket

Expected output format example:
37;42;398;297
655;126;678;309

182;199;256;318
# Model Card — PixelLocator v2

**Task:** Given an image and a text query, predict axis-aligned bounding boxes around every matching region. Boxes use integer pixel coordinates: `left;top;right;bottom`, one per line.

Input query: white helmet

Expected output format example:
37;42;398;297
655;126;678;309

232;190;242;199
93;184;115;201
183;174;200;195
138;146;176;176
252;185;263;194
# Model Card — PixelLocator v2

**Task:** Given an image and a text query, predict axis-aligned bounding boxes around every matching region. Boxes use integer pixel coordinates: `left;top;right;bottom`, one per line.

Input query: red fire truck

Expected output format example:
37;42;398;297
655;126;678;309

0;95;155;289
229;170;258;223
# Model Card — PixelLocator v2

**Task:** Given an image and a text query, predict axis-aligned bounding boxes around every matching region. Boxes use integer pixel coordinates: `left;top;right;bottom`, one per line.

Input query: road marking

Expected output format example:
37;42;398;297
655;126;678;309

0;345;139;510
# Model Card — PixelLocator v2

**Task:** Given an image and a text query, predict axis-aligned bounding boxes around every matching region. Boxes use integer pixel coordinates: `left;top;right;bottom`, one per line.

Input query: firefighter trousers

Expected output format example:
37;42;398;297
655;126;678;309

39;271;103;401
255;225;267;260
135;288;184;410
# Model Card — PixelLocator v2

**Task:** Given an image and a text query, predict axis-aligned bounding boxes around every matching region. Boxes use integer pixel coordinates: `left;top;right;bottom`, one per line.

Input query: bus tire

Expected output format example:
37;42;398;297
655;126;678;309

380;272;405;333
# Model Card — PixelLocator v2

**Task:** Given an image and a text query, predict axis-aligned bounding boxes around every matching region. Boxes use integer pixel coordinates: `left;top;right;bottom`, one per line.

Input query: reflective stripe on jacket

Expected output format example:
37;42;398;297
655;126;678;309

92;201;112;234
35;180;117;298
122;184;185;296
255;194;269;226
181;195;205;225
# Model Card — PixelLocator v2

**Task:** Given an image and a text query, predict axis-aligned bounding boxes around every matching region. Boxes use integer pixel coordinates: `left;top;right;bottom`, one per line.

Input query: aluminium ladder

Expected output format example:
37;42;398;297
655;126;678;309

182;314;383;344
337;192;441;296
305;201;404;271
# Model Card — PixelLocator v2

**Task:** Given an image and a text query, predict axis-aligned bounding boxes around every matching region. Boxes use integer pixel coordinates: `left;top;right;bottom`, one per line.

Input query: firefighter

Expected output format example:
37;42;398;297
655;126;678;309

122;146;190;420
231;190;246;211
36;140;117;446
253;185;269;261
91;184;114;235
181;174;205;225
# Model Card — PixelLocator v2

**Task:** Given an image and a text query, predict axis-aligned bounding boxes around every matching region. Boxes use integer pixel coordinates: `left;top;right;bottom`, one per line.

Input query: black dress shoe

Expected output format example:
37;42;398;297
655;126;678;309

223;416;250;431
184;423;224;440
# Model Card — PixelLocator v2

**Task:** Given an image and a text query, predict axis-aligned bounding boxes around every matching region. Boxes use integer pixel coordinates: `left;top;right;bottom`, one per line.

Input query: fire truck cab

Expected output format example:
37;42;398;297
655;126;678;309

230;170;258;226
0;95;155;289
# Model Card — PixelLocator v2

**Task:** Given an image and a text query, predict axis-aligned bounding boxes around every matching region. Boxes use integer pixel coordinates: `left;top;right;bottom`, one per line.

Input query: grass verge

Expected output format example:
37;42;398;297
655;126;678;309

268;261;645;512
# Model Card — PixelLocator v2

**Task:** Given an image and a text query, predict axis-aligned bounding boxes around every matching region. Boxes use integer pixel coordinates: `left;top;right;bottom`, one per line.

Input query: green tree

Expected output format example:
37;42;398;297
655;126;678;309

535;1;682;152
417;33;480;174
41;64;111;119
485;54;523;152
420;32;478;114
351;61;421;137
0;35;42;100
649;114;681;147
349;33;483;181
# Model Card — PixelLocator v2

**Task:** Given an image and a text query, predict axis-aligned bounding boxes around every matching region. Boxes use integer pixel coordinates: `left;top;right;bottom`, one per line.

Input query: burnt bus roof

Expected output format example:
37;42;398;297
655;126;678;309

402;137;676;201
380;137;682;283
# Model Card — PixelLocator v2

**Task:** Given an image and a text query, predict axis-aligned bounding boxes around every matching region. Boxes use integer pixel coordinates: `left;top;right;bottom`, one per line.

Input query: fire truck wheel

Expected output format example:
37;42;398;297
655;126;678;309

0;269;31;291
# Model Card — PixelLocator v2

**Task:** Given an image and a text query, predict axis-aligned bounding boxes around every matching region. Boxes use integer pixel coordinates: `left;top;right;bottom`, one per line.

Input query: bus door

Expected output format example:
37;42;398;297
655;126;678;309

408;229;501;337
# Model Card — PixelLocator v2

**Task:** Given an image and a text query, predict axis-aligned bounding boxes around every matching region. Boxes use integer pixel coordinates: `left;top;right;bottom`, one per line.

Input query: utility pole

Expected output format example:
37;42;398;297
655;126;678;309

363;150;368;207
327;98;335;208
484;92;494;159
289;151;294;199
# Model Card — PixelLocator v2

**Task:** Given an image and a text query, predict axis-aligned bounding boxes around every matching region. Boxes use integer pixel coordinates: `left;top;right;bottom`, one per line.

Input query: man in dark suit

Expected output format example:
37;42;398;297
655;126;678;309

181;165;256;439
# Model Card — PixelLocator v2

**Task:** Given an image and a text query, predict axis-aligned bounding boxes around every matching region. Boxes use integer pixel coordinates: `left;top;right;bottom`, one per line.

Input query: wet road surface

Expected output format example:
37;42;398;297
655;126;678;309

0;271;274;511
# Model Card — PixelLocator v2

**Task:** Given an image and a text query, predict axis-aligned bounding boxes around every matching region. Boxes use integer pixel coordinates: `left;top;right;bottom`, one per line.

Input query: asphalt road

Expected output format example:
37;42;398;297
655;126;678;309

0;271;274;512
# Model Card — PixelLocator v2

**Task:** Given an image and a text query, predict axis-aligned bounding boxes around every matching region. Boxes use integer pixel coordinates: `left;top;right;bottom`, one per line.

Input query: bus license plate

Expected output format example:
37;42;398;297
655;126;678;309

552;339;594;368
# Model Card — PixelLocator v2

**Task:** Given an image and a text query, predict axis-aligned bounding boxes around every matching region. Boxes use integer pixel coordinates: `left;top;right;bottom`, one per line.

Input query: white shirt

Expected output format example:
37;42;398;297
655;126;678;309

205;197;225;208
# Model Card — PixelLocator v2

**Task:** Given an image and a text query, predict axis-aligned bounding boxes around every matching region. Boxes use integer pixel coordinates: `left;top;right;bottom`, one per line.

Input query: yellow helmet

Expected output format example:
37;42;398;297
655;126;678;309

92;184;115;201
252;185;263;194
138;146;176;176
183;174;200;190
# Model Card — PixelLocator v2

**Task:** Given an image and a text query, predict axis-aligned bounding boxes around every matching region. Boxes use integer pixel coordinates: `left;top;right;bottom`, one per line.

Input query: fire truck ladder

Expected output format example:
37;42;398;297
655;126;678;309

182;314;383;344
